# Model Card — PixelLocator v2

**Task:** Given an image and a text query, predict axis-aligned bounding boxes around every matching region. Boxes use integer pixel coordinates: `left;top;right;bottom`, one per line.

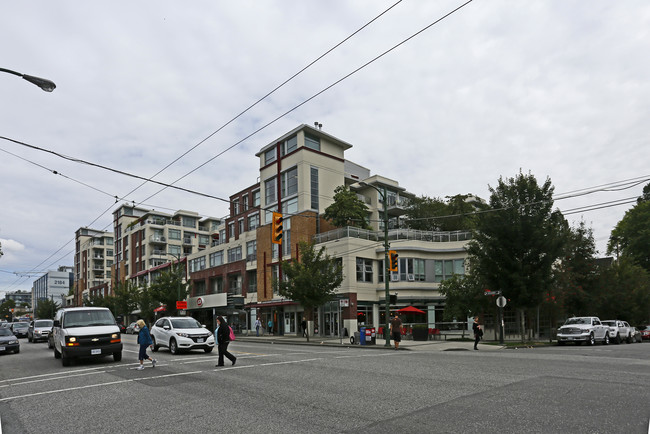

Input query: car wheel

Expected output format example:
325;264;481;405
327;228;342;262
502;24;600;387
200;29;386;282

626;334;633;344
14;347;20;354
54;347;61;359
152;336;159;352
61;351;71;367
588;333;595;346
204;347;213;353
169;338;178;355
603;334;610;345
615;333;621;344
113;352;122;362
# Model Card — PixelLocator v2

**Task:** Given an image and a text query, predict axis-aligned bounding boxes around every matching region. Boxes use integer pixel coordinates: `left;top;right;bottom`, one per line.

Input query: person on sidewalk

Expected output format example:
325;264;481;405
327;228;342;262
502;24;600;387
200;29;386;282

254;318;262;337
267;319;273;336
472;316;483;350
301;317;307;337
136;319;156;370
215;316;236;367
390;314;402;350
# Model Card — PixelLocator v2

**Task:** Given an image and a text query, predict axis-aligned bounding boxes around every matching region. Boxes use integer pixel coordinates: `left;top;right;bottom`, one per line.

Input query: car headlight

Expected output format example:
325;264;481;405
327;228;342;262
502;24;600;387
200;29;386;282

176;332;189;338
9;339;18;344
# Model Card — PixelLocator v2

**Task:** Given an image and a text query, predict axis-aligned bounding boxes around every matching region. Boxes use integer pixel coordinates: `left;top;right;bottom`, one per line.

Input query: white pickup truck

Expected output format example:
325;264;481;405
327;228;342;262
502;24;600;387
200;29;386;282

557;316;610;346
601;320;633;344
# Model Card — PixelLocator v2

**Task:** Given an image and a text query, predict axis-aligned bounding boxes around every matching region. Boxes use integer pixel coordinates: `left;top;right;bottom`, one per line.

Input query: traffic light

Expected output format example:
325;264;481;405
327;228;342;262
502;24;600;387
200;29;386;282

272;212;283;244
389;250;398;271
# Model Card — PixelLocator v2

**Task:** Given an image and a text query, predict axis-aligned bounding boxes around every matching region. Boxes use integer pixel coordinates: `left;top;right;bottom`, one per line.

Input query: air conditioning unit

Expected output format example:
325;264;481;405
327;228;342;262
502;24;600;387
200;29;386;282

390;274;400;282
407;274;415;282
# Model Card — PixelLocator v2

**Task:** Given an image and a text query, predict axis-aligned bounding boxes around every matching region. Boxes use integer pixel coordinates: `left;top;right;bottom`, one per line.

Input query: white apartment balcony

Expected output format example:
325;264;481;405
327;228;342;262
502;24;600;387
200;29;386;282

150;235;166;243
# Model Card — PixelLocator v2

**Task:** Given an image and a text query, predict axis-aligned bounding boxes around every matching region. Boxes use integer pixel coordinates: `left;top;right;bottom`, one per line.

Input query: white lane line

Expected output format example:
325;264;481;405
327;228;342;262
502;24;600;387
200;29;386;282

0;370;107;388
0;358;322;403
0;366;109;384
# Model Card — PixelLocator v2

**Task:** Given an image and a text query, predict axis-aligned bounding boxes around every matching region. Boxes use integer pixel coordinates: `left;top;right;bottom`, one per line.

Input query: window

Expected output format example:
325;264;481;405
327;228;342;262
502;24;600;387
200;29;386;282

227;246;242;262
219;229;226;243
265;177;277;205
264;148;276;165
228;222;235;238
238;218;244;235
281;197;298;215
242;194;249;211
233;198;240;215
247;270;257;292
434;259;465;282
198;235;209;246
209;250;223;267
356;258;373;283
248;213;259;231
182;217;196;228
106;249;114;257
168;229;181;240
281;166;298;197
304;133;320;151
189;256;206;273
169;245;181;256
280;135;298;156
247;240;257;262
282;227;291;257
310;167;319;210
228;274;242;295
252;190;261;207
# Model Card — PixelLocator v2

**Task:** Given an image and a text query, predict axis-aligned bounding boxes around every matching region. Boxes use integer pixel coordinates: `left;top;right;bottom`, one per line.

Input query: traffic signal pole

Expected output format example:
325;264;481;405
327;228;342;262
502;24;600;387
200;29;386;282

382;185;391;348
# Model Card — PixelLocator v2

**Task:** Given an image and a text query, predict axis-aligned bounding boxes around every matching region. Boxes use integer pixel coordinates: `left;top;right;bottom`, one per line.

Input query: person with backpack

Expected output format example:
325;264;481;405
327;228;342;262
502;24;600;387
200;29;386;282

215;316;236;367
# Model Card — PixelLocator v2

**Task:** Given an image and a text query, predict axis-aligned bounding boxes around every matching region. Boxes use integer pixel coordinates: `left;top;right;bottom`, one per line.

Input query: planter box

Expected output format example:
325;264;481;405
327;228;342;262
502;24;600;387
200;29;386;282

412;327;429;341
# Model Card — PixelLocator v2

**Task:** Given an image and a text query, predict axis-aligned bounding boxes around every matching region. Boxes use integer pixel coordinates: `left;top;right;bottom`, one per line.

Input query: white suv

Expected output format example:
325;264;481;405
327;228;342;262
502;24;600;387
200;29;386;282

52;307;122;366
150;317;214;355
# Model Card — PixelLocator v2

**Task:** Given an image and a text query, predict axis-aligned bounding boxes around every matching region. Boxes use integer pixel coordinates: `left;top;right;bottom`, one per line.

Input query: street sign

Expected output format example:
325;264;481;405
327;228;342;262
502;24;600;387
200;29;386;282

339;299;349;307
484;290;502;296
496;296;507;308
176;300;187;310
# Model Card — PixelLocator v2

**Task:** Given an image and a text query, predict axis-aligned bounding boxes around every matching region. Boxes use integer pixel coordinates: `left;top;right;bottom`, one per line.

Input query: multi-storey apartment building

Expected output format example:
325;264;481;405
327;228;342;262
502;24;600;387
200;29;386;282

32;266;74;313
112;207;221;293
74;228;114;305
184;124;472;336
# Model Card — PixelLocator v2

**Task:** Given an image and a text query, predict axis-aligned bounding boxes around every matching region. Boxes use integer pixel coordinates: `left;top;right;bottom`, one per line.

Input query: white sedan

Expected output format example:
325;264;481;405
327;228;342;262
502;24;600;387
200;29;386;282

150;317;214;354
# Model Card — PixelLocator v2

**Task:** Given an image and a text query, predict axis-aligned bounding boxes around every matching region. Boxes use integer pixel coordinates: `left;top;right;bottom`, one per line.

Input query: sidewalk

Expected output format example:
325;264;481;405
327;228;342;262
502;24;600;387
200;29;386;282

235;333;505;352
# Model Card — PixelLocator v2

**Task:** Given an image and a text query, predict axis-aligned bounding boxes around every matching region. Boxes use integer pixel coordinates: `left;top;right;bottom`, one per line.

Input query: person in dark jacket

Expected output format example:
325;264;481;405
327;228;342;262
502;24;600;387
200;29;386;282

136;319;156;370
472;316;482;350
215;316;236;367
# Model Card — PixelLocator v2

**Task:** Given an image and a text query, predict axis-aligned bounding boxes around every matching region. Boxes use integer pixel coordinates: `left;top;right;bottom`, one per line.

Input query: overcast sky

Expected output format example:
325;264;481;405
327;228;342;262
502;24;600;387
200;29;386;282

1;1;649;298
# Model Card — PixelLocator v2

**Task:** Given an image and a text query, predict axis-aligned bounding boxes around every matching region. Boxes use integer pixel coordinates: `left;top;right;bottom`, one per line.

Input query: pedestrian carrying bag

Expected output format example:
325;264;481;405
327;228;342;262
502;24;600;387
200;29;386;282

229;326;236;341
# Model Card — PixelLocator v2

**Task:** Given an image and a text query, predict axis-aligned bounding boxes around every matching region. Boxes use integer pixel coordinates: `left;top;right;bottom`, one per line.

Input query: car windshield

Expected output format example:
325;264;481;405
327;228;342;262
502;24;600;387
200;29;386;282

13;323;29;329
601;321;615;326
565;318;590;325
63;310;115;328
639;325;650;331
0;328;13;336
35;320;53;328
170;318;201;329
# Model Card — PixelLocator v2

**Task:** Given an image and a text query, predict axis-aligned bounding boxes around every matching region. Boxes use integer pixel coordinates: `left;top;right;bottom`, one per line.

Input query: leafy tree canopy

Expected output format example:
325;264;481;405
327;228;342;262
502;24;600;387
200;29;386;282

608;194;650;272
274;241;343;341
438;273;489;321
324;185;372;230
35;298;60;319
405;194;488;232
148;265;188;317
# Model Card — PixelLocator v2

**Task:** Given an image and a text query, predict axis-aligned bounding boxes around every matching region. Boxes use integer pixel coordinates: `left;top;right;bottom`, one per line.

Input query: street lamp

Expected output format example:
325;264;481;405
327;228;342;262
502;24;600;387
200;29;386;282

357;181;392;348
166;252;184;311
0;67;56;92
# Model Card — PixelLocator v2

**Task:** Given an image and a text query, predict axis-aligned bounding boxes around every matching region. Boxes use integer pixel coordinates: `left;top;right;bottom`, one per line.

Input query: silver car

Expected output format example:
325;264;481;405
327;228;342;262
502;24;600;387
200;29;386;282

28;319;54;343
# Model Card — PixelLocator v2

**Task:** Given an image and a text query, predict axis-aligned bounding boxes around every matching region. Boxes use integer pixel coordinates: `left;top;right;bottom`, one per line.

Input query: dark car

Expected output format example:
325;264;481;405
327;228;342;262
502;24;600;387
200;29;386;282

0;327;20;354
117;323;126;334
10;322;29;338
28;319;54;343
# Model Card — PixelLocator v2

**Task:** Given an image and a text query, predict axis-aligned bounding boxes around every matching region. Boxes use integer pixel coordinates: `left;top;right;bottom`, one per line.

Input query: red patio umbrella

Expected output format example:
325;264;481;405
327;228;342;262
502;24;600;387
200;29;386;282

397;306;425;314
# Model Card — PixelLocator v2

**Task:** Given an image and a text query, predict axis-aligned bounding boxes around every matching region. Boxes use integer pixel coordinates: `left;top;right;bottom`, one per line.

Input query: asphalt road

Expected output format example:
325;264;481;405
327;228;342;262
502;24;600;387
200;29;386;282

1;335;649;434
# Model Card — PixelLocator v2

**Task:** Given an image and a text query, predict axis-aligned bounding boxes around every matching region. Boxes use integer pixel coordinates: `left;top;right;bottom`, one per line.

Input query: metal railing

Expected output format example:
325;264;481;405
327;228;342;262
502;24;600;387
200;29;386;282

313;226;472;244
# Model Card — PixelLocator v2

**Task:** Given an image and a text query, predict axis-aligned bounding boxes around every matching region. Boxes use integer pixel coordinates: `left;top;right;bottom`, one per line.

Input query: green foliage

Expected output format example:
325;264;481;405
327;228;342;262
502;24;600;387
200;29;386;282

404;194;488;231
467;171;567;310
324;185;372;230
112;281;140;322
35;298;60;319
404;196;448;231
148;264;188;317
592;258;650;325
608;198;650;273
0;299;16;320
438;273;488;321
274;241;343;341
136;283;157;325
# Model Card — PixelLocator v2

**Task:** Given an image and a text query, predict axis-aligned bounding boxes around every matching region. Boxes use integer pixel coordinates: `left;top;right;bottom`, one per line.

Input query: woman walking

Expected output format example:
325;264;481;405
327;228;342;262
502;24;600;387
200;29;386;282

215;316;237;367
136;319;156;370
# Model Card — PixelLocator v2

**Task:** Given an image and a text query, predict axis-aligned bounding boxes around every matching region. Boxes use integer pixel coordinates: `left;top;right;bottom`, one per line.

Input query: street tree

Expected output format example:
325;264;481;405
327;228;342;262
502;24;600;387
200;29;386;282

112;281;140;324
404;196;448;231
438;273;489;337
35;298;60;319
0;299;16;321
466;171;567;341
593;258;650;325
608;193;650;272
274;241;343;341
324;185;372;230
148;265;188;317
136;283;158;325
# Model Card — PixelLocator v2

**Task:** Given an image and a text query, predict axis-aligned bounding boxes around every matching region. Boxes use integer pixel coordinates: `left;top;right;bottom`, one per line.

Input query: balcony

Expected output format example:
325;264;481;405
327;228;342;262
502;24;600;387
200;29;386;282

313;226;472;244
182;237;192;245
150;235;166;243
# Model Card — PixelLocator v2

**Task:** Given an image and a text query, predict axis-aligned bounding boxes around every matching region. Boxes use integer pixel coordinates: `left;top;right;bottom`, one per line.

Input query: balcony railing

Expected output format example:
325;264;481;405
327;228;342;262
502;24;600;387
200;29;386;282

313;226;472;244
150;235;166;243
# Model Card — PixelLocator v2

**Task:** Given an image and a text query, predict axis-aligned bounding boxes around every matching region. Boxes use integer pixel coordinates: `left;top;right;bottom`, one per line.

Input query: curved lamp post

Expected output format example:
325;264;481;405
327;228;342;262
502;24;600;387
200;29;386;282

357;181;392;348
166;252;185;311
1;67;56;92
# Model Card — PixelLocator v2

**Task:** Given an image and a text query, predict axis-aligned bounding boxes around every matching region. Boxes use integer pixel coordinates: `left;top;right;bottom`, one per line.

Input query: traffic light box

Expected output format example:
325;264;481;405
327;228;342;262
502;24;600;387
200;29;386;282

272;212;283;244
389;250;398;271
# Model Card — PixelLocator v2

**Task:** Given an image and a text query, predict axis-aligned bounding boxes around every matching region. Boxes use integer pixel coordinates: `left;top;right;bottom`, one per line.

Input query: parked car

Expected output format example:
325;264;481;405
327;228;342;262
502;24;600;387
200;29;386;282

639;325;650;341
117;323;126;334
51;307;122;367
28;319;54;343
10;322;29;338
630;327;643;343
557;316;610;345
0;327;20;354
126;322;139;334
150;317;214;354
601;320;633;344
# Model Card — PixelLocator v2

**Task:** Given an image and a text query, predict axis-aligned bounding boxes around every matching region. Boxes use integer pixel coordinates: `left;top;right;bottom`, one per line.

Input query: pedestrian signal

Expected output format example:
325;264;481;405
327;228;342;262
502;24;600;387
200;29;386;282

389;250;399;271
272;212;283;244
